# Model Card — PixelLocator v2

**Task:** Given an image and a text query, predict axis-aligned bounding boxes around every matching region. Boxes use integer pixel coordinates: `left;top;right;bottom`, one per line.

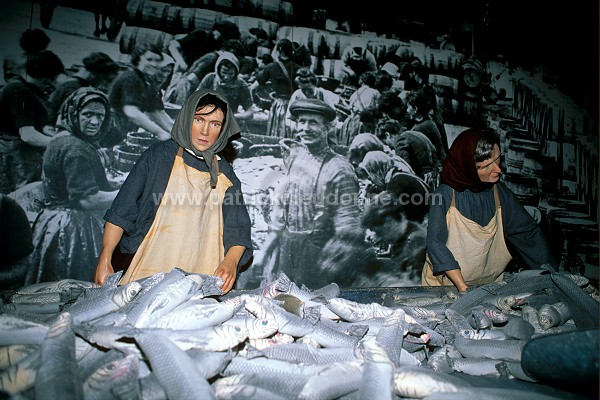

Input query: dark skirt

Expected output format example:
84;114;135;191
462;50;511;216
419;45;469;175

26;207;105;285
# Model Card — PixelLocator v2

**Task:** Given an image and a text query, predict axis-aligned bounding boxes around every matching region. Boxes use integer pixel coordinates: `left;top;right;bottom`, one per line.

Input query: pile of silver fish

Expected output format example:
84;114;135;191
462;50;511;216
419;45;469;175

0;267;598;400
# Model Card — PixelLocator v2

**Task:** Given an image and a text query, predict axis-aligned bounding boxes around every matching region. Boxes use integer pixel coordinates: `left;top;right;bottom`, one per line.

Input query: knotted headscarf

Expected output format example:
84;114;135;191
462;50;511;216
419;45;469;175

212;51;240;89
358;150;393;193
55;86;111;144
440;127;493;193
170;89;241;188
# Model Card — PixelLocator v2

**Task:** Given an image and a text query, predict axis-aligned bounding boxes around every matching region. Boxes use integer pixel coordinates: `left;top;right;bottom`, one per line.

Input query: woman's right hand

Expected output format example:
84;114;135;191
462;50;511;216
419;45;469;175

94;257;114;286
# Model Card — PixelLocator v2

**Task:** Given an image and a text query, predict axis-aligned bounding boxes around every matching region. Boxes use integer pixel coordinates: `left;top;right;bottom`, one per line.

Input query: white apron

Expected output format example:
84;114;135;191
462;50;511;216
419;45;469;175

422;185;513;287
120;147;232;284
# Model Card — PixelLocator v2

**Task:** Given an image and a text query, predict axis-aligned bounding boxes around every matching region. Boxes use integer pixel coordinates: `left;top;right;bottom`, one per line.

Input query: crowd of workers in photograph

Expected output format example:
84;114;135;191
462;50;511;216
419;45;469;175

0;23;504;292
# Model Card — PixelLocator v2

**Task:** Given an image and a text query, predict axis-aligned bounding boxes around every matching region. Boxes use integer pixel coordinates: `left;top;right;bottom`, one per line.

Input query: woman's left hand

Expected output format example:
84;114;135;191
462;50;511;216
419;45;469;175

214;260;237;294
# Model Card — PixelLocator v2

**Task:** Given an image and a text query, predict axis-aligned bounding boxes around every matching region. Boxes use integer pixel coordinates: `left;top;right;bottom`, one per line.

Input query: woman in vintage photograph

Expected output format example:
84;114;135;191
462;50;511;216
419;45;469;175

26;87;120;284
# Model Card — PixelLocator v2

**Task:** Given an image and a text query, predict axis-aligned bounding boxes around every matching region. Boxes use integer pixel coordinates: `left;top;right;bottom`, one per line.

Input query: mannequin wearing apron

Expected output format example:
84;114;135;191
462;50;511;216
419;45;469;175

423;127;557;292
120;147;232;284
422;185;512;287
95;89;252;293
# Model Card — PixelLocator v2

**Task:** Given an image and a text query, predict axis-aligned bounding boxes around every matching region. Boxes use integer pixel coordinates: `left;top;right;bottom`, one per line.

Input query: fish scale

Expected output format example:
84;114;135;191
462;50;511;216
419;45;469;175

1;270;597;399
358;338;395;400
35;312;83;400
215;371;308;398
134;331;216;400
393;365;473;398
453;336;526;362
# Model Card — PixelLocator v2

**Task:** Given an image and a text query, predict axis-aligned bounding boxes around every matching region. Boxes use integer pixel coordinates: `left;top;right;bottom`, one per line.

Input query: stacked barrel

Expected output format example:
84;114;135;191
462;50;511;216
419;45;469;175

119;0;290;55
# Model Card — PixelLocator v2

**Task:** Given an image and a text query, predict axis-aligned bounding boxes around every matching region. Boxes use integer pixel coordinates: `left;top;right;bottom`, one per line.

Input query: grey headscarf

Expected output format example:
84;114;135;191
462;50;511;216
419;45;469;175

170;88;241;188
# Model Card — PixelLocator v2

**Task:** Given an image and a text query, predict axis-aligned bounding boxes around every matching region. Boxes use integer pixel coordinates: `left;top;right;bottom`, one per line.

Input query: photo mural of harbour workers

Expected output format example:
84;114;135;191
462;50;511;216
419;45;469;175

253;39;301;138
26;87;120;285
3;28;50;82
164;38;247;107
0;0;595;297
335;71;381;148
339;36;378;88
285;67;340;133
0;50;64;194
252;98;365;288
373;117;441;190
360;171;432;285
47;51;120;126
423;127;558;292
168;20;241;76
198;51;254;123
94;90;253;294
401;60;449;150
108;43;174;142
405;89;447;164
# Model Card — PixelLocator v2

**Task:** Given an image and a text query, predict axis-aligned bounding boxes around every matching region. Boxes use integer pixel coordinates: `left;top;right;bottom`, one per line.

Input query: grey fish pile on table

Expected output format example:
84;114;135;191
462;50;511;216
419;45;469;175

0;268;598;400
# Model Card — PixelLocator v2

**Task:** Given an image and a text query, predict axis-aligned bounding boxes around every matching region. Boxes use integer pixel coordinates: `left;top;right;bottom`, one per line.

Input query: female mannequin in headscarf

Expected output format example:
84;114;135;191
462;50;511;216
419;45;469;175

27;87;119;284
422;127;556;291
94;89;253;293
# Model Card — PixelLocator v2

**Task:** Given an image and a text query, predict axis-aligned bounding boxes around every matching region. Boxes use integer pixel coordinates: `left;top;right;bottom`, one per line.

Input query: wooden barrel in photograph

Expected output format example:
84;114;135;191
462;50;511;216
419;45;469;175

521;152;558;193
166;0;201;6
126;131;159;149
178;7;228;33
314;58;344;85
119;26;174;55
501;173;540;207
222;15;279;40
424;48;464;71
428;74;459;98
125;0;183;34
505;135;540;174
276;26;340;59
249;0;293;24
366;37;402;64
114;144;142;172
195;0;252;14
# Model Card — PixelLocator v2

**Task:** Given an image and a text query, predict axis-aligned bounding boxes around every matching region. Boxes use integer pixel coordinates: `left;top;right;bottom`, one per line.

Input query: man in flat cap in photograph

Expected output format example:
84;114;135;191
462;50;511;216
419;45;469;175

252;98;364;288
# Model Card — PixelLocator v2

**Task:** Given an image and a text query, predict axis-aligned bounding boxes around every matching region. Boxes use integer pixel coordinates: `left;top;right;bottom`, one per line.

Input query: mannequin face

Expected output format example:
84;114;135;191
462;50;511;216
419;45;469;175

476;144;502;183
191;105;224;152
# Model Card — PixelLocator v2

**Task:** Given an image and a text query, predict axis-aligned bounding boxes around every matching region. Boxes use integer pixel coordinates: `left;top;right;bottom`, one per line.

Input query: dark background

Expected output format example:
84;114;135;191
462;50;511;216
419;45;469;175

290;0;599;122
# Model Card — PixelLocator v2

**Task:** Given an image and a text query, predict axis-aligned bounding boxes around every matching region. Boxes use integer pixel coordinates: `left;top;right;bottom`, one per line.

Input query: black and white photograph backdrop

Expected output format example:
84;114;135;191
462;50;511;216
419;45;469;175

0;0;598;290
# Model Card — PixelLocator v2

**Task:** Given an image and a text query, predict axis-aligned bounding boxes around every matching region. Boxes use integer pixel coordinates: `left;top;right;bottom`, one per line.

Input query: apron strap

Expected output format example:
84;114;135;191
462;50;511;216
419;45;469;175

493;184;500;208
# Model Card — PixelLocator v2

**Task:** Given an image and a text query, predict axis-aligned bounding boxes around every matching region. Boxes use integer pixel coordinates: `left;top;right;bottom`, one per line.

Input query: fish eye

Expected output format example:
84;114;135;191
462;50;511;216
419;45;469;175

261;320;268;326
234;326;241;332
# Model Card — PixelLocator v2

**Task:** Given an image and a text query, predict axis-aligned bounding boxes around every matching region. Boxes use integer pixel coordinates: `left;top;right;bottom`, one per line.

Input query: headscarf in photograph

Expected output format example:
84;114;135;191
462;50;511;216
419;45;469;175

55;86;111;144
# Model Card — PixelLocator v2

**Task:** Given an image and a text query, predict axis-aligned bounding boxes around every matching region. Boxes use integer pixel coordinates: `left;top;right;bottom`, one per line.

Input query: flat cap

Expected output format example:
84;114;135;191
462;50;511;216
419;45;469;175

288;98;337;121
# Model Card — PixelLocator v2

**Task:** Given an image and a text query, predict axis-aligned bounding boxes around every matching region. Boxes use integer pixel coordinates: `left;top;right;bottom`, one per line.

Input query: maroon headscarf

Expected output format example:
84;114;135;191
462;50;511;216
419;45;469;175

440;127;493;193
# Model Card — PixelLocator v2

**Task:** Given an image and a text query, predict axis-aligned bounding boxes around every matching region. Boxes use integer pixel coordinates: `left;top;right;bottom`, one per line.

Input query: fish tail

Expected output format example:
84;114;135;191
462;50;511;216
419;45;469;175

245;344;264;360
